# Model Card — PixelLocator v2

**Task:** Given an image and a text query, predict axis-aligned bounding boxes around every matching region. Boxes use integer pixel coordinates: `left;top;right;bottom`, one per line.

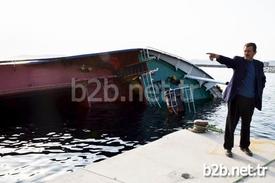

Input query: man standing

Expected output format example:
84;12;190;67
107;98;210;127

207;43;266;158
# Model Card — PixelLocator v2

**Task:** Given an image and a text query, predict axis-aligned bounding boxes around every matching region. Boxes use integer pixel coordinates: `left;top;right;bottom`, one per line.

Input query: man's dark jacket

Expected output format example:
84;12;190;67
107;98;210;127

217;56;266;110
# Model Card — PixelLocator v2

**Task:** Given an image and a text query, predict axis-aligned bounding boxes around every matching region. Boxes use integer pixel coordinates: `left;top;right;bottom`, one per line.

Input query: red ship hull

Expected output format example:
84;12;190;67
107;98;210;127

0;49;146;110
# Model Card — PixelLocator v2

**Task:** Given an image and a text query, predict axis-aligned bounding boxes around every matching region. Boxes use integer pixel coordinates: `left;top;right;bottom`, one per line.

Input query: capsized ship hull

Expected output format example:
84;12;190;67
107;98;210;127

0;48;222;114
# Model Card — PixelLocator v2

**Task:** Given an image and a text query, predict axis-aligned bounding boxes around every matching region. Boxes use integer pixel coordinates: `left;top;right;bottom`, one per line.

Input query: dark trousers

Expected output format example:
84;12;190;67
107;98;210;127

224;95;255;150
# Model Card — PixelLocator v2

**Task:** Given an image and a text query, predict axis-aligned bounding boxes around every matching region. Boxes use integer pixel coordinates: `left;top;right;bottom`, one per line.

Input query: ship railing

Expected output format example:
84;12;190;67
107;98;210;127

165;89;179;114
140;49;156;62
164;85;196;113
140;68;161;108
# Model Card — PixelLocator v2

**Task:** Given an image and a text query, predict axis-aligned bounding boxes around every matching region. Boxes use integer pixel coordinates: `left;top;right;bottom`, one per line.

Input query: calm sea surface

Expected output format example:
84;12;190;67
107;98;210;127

0;67;274;182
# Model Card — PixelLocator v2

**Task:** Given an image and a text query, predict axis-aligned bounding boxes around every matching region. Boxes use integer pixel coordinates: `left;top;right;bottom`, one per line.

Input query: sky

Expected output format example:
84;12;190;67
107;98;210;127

0;0;274;61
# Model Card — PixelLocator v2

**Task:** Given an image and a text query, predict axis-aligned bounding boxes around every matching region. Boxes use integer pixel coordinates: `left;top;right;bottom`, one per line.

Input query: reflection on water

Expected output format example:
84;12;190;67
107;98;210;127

0;68;274;183
0;103;195;183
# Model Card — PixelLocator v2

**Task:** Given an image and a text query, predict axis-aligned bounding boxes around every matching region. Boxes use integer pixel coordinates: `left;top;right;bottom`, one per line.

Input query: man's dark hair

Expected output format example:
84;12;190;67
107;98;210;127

245;42;257;52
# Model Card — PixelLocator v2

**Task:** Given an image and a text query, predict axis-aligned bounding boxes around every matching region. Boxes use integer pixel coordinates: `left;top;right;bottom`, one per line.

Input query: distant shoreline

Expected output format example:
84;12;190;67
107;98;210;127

195;64;226;68
196;64;275;73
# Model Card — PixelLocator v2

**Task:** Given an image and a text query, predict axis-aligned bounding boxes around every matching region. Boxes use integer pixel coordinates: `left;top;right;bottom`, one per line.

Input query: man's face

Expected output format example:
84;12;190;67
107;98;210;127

244;46;256;60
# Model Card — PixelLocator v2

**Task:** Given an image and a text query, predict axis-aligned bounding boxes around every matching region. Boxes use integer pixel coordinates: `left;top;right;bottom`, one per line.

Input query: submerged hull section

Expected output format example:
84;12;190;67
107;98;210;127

136;48;223;113
0;48;222;114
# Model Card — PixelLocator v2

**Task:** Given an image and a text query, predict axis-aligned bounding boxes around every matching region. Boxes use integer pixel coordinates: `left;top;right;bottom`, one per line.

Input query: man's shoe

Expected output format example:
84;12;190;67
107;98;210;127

241;147;253;157
225;149;233;158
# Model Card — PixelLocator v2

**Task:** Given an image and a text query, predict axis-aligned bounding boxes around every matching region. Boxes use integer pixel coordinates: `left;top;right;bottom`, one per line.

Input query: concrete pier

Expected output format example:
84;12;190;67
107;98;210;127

48;130;275;183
